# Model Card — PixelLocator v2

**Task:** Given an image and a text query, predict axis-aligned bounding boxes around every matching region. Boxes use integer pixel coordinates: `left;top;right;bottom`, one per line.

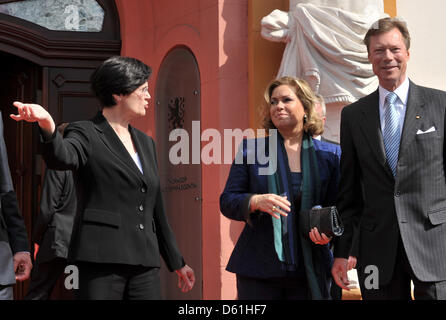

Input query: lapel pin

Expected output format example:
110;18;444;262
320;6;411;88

416;115;421;119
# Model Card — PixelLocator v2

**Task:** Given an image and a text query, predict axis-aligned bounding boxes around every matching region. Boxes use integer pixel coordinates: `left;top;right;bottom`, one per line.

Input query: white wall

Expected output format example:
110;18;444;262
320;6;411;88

397;0;446;91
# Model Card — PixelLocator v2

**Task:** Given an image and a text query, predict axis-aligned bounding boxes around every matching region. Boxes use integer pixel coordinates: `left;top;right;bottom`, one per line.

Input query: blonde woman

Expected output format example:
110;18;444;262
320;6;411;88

220;76;340;299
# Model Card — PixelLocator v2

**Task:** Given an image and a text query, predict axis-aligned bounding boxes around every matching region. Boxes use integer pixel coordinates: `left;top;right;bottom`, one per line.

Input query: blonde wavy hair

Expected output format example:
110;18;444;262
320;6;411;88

261;76;323;136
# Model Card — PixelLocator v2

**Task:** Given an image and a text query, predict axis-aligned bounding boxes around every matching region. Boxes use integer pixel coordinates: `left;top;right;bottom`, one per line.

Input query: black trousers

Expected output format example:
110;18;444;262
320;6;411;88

75;262;161;300
0;285;13;300
236;274;308;300
25;257;69;300
359;238;446;300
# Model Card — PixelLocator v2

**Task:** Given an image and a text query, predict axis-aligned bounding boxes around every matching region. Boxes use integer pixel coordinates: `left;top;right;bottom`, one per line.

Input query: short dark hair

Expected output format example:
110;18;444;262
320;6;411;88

364;17;411;53
90;56;152;108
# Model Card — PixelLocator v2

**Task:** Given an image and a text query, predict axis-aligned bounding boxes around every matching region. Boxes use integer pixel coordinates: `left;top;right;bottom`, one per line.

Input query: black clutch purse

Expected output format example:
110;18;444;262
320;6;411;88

300;206;344;239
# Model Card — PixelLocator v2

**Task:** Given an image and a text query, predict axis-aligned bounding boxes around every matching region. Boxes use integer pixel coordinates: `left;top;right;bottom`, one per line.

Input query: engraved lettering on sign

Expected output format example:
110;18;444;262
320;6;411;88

162;176;197;193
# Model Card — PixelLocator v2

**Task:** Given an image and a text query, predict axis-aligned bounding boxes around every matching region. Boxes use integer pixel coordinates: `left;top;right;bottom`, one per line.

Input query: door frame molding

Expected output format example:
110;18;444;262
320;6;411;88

0;0;121;67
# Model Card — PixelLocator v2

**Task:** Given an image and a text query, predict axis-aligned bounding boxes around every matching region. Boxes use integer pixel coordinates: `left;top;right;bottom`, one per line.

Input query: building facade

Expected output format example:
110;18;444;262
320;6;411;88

2;0;445;300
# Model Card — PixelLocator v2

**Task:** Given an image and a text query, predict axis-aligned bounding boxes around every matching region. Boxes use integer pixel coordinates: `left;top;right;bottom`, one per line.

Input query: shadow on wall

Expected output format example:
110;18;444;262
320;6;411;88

220;0;249;274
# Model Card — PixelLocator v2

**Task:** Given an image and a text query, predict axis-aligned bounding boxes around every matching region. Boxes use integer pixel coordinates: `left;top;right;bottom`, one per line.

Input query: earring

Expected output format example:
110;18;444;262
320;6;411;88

303;114;308;123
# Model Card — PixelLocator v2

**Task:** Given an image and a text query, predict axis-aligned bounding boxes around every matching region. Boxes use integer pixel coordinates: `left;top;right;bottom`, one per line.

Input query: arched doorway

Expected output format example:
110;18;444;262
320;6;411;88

155;46;203;299
0;0;121;299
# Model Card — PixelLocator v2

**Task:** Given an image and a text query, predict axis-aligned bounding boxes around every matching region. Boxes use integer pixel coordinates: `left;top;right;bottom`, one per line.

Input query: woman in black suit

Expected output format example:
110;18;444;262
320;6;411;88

11;56;195;300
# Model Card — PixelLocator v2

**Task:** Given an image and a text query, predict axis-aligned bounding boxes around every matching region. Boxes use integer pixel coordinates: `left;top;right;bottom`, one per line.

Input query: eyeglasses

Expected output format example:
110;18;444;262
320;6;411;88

135;86;150;98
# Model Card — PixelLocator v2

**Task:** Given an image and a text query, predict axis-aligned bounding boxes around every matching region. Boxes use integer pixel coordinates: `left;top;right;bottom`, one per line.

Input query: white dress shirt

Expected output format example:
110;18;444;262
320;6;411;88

131;152;143;173
379;77;410;135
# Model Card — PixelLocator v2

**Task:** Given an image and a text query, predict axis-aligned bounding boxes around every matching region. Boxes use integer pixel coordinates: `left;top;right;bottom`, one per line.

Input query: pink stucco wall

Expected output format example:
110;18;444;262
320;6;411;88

115;0;249;299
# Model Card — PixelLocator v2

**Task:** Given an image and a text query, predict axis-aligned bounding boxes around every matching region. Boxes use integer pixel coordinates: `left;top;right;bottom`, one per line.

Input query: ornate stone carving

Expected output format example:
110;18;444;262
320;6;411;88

261;0;387;104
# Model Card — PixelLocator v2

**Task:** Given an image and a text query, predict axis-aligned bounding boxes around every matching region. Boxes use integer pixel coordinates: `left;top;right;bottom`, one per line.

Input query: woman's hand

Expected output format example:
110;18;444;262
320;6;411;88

175;264;195;293
250;194;291;219
309;227;332;245
11;101;55;136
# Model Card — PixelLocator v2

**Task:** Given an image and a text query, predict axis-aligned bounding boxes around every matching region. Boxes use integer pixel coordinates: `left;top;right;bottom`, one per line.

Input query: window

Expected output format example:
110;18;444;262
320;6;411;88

0;0;104;32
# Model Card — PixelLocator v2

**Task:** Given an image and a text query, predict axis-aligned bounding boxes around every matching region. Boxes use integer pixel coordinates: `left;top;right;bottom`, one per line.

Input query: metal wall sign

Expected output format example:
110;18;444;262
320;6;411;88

155;46;202;300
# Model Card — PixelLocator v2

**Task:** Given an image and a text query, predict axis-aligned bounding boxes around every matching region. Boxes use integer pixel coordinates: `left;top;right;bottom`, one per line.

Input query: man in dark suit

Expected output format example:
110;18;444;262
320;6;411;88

332;17;446;299
25;123;75;300
0;112;32;300
313;94;358;299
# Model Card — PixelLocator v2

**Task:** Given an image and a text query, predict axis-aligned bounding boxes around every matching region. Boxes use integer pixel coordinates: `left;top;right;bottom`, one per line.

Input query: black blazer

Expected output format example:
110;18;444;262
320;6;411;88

0;112;29;285
335;81;446;285
32;169;76;263
41;112;184;271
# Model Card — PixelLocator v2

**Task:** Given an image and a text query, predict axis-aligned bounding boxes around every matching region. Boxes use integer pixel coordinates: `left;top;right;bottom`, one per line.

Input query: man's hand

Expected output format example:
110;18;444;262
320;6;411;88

331;257;350;290
347;255;357;270
175;264;195;293
13;252;32;281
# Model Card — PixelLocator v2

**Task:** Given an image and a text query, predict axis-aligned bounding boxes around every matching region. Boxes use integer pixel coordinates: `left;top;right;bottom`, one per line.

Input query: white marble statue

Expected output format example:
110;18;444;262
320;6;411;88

261;0;388;104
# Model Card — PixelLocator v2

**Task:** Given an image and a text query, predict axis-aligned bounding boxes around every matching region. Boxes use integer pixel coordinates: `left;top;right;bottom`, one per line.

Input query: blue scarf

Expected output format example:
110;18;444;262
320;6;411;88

268;132;329;299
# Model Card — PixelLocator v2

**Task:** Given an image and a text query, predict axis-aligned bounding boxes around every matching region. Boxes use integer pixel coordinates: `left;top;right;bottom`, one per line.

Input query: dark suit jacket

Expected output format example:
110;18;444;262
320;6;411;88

317;138;360;258
220;137;340;278
32;169;76;263
0;112;29;286
335;81;446;285
41;112;184;272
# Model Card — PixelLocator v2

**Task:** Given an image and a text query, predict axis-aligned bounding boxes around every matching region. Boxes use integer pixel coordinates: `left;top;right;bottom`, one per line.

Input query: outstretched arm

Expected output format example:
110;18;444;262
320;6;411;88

11;102;88;171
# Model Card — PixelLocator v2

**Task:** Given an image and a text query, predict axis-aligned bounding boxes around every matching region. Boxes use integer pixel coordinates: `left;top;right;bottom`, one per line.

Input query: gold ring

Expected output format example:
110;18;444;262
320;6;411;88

272;205;277;211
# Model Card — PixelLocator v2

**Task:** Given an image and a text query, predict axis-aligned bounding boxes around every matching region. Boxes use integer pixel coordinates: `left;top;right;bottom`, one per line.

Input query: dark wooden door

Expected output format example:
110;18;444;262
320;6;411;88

156;47;203;299
43;65;100;300
0;52;102;299
0;51;39;299
45;67;100;124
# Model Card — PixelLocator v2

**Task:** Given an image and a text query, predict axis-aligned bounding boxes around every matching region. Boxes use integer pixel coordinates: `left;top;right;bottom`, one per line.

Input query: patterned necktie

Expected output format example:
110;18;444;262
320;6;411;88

383;92;400;176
